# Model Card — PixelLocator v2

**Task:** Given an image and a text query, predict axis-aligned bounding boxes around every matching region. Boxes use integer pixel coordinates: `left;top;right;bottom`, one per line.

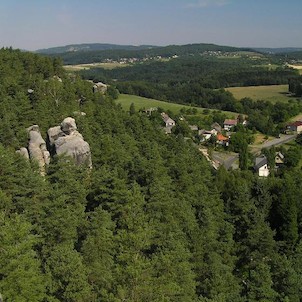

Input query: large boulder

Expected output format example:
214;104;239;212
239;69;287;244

47;117;92;168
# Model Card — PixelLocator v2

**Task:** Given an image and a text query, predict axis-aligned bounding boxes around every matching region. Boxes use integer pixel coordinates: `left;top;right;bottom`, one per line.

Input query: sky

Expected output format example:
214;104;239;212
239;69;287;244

0;0;301;50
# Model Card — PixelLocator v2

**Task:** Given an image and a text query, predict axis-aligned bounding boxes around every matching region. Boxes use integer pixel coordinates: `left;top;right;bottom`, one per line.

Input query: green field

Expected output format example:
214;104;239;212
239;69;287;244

226;84;292;103
116;94;237;117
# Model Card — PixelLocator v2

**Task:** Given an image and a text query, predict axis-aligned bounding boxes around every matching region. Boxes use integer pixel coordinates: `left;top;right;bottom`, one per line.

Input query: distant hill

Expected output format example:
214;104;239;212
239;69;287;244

44;43;252;65
36;43;158;54
283;51;302;60
254;47;302;54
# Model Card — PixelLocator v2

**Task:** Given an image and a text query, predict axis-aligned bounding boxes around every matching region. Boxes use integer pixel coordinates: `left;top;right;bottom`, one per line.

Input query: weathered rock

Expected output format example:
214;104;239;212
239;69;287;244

73;111;86;116
27;125;50;174
47;125;64;147
93;82;107;94
48;117;92;168
16;147;30;160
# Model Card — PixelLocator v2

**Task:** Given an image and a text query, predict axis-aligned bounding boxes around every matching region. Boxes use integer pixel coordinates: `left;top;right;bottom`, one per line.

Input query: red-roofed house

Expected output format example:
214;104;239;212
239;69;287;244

223;119;238;131
286;121;302;134
216;133;229;146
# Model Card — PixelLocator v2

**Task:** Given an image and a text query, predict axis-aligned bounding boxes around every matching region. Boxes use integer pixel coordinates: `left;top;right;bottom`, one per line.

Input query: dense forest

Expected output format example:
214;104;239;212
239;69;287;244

289;76;302;97
1;48;302;302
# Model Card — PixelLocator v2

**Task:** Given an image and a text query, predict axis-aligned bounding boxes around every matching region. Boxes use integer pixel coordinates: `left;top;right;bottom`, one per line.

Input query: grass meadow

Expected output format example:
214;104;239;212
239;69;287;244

116;94;237;118
226;84;292;103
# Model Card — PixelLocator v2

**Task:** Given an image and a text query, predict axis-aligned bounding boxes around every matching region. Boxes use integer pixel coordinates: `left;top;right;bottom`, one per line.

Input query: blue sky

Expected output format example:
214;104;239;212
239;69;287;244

1;0;301;50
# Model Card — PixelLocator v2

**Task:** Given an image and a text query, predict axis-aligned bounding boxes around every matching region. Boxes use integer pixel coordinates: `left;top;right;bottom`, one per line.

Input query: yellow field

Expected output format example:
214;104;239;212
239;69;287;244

288;64;302;75
226;84;291;103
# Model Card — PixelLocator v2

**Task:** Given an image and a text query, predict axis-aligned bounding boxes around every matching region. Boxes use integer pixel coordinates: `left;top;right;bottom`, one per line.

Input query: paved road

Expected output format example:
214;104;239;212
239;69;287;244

250;134;297;155
211;134;296;169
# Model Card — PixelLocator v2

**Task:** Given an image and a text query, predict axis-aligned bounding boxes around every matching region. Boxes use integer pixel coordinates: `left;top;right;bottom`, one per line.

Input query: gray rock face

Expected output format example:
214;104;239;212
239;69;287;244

48;117;92;168
27;125;50;174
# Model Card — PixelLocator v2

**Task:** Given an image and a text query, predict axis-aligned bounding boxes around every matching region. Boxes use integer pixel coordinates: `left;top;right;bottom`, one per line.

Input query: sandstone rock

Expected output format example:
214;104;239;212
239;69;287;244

48;117;92;168
16;147;30;160
27;125;50;174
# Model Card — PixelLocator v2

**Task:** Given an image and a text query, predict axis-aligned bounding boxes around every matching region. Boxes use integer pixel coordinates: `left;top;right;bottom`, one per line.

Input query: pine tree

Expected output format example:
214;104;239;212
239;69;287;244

81;207;116;301
0;213;47;302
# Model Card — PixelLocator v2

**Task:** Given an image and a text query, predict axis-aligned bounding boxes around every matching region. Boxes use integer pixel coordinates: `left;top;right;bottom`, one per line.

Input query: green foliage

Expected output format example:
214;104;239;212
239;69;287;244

0;213;47;302
1;47;302;302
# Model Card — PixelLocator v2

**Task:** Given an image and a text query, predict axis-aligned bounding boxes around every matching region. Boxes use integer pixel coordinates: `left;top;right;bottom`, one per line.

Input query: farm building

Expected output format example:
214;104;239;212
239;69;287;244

286;121;302;134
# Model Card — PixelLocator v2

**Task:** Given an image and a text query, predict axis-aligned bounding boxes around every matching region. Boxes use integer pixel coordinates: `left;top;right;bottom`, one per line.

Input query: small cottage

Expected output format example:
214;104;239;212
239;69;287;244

211;122;222;133
216;133;229;146
254;155;269;177
161;113;176;128
223;119;238;131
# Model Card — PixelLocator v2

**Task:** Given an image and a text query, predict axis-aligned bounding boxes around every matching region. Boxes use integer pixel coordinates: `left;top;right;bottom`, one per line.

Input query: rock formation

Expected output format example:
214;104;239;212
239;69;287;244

47;117;92;168
16;117;92;175
16;147;30;160
16;125;50;175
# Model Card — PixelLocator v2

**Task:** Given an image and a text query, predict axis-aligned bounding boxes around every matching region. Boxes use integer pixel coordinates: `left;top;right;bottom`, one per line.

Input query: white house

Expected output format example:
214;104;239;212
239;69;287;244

161;112;175;134
254;155;270;177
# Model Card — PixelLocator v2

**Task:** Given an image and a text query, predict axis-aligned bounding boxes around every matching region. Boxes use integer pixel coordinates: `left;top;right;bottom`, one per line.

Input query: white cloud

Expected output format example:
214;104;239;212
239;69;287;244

186;0;230;8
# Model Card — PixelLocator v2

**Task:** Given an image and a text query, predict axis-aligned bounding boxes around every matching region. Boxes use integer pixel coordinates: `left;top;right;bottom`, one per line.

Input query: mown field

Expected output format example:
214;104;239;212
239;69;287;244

226;84;292;103
287;64;302;75
116;93;237;117
64;62;129;71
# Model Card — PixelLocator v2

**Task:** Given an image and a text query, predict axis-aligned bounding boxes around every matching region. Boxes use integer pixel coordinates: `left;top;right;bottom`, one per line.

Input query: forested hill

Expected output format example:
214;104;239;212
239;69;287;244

1;48;302;302
36;43;158;54
46;43;250;64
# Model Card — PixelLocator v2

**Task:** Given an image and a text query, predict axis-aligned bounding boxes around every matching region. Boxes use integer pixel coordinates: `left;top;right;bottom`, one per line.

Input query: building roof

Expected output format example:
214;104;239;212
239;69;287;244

287;121;302;127
217;133;228;141
275;152;285;164
211;122;222;130
224;119;238;126
161;113;175;124
254;155;268;170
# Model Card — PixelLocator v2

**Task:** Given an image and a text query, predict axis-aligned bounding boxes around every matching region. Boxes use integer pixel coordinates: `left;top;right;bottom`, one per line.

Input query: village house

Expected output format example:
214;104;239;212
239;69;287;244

161;112;176;134
254;155;270;177
216;133;229;146
211;122;222;133
198;128;218;141
286;121;302;134
223;119;238;131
